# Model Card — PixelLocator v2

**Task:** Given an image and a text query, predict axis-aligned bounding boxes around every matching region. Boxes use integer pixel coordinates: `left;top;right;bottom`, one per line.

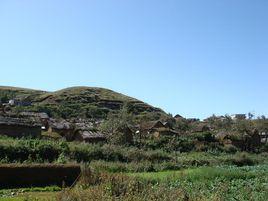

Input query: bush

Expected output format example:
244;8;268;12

231;152;255;166
0;164;81;188
101;144;127;162
260;143;268;152
36;144;60;162
141;136;196;153
69;144;103;163
193;132;215;142
222;144;238;153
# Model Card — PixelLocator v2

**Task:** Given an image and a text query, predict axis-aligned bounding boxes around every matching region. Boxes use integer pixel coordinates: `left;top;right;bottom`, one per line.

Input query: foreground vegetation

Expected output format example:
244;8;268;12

1;136;267;172
1;165;267;201
0;135;267;200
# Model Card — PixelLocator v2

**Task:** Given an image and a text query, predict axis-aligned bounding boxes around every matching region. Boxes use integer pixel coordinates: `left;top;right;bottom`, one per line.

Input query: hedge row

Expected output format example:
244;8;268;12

0;164;81;188
0;139;172;163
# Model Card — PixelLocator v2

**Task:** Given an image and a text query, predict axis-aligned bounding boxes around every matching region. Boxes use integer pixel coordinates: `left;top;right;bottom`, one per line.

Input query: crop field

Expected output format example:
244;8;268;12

1;165;267;201
0;136;268;200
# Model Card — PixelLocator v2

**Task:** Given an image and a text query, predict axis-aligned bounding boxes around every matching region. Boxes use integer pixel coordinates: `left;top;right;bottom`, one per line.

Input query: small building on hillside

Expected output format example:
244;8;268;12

0;116;41;138
215;131;233;145
72;120;107;143
48;120;74;140
191;123;211;133
115;124;134;144
215;129;261;151
140;121;166;133
163;121;174;129
140;120;179;138
20;112;50;130
73;130;106;143
174;114;183;119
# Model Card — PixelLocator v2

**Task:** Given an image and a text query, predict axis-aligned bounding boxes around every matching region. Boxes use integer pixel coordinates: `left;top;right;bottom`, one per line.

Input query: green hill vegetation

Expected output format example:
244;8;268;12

0;86;166;120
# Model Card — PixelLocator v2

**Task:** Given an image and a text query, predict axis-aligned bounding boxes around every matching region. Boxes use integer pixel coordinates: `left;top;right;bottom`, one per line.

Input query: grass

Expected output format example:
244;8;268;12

129;166;259;182
56;165;268;201
0;187;60;201
0;136;267;170
1;164;267;200
1;85;166;119
41;131;62;140
0;192;57;201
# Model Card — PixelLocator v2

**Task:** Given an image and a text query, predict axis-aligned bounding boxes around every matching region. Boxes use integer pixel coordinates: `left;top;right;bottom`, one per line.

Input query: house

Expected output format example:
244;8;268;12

48;120;74;140
20;112;50;130
215;129;261;150
139;120;179;138
141;121;166;130
215;131;233;144
115;124;134;144
215;131;246;149
163;121;174;129
191;122;211;133
0;115;41;138
21;112;49;120
174;114;184;120
73;130;106;143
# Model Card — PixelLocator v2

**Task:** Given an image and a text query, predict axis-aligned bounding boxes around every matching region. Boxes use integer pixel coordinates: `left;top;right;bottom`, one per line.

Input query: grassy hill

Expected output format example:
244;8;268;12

0;86;167;120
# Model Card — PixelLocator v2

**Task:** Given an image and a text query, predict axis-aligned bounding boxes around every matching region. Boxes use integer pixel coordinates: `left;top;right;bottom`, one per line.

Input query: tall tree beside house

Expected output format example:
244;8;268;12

234;119;254;133
174;119;189;131
221;115;233;130
254;116;268;132
99;104;134;145
205;114;233;130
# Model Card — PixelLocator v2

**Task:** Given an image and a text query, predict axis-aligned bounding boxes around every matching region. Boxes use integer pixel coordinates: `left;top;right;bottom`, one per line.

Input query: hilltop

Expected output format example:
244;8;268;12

0;86;167;120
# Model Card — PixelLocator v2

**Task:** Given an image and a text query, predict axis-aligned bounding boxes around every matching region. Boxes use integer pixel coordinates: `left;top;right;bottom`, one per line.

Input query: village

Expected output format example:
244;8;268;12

1;91;268;201
0;97;267;152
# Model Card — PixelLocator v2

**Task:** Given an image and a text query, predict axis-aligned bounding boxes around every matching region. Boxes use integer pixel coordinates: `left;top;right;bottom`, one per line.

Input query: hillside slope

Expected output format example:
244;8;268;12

0;86;167;119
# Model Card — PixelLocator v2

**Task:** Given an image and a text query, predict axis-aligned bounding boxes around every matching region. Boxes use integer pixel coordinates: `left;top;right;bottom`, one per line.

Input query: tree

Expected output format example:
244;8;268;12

254;116;268;132
99;104;135;145
234;119;254;133
205;114;233;130
100;104;134;133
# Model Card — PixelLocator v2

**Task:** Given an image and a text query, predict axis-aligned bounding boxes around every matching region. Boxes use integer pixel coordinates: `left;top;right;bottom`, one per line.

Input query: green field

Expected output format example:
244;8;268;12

1;165;267;201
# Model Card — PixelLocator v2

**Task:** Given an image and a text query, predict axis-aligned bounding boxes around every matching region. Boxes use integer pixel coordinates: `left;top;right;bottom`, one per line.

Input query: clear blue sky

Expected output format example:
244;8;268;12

0;0;267;119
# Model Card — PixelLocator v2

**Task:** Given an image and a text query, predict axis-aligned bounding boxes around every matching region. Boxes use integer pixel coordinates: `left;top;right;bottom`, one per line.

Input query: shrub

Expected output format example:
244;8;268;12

154;161;181;171
101;144;127;162
193;132;215;142
90;161;128;173
0;164;81;188
36;143;60;162
260;143;268;152
231;152;255;166
222;144;238;153
145;150;171;162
